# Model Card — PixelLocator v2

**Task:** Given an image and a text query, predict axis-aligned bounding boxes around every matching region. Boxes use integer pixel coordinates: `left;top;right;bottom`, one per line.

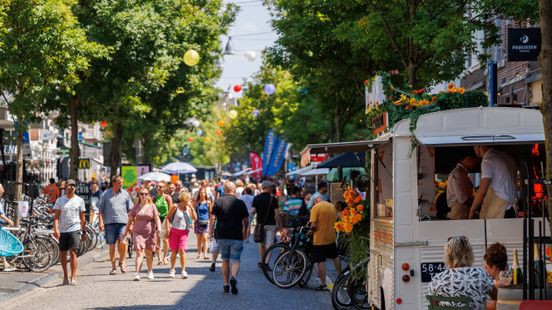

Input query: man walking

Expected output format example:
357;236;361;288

53;179;86;285
210;182;248;295
43;178;60;204
98;175;133;275
307;181;329;210
309;195;340;291
251;181;280;269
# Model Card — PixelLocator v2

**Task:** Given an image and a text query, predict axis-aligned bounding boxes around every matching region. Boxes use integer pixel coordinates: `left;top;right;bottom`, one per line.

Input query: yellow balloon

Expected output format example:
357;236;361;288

183;49;200;66
228;110;238;119
217;120;225;127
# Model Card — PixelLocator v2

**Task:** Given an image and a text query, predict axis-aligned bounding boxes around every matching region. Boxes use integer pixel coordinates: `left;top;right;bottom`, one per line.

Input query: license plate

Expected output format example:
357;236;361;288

420;262;447;282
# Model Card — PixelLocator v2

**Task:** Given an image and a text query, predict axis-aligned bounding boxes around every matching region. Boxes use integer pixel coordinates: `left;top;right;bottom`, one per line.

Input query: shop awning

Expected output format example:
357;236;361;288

300;168;329;176
318;152;365;168
300;139;388;167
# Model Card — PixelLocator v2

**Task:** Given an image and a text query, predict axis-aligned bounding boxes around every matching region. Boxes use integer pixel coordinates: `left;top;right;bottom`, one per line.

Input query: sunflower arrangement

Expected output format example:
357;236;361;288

335;188;366;233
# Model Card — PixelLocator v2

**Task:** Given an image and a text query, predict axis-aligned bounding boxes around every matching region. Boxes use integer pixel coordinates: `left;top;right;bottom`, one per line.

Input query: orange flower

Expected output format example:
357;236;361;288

356;204;364;212
354;214;362;222
343;222;353;233
448;83;454;89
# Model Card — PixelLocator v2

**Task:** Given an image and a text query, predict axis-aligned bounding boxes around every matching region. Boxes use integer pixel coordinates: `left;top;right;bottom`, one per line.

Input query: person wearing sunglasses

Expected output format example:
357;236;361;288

154;180;172;265
122;188;161;281
428;236;494;309
53;179;86;285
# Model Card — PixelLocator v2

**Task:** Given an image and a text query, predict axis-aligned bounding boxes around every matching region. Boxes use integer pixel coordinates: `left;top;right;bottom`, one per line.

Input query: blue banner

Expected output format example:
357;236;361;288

262;129;277;176
266;139;288;176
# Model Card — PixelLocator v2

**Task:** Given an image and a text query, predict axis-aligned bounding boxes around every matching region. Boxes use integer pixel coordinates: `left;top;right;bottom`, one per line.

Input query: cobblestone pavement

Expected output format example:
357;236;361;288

2;233;334;310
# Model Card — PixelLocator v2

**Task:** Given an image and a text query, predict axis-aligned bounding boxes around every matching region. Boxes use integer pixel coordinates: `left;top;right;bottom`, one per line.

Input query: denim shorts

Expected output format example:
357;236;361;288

105;223;126;245
217;239;244;261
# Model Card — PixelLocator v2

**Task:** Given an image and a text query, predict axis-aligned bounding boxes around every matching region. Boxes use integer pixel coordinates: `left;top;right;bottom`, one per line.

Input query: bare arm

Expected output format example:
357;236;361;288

53;210;61;239
469;178;491;219
0;214;13;227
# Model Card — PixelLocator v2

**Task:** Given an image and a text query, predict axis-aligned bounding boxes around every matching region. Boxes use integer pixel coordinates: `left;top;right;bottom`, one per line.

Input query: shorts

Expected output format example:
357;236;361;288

105;223;126;245
312;243;338;263
218;239;244;261
59;231;81;252
262;225;276;248
169;228;189;251
194;220;209;234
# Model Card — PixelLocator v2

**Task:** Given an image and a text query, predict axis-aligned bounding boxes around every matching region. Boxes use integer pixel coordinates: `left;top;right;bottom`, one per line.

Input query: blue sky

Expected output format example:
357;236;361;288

216;1;277;89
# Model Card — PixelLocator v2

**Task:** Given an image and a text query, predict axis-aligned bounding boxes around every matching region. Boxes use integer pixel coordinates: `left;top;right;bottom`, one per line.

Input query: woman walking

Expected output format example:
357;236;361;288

166;192;196;279
123;188;161;281
154;181;172;265
194;188;212;259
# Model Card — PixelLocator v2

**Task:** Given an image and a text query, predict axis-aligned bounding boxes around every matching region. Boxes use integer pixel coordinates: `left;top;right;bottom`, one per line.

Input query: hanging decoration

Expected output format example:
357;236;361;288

233;84;242;92
191;120;200;127
187;137;194;142
217;120;225;127
183;49;200;66
215;130;222;136
196;129;203;136
100;121;108;128
264;84;276;95
204;137;211;143
252;109;260;118
228;110;238;119
244;50;257;62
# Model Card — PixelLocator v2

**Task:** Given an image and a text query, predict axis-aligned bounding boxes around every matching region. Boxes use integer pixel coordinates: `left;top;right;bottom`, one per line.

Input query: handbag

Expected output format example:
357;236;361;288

253;196;274;243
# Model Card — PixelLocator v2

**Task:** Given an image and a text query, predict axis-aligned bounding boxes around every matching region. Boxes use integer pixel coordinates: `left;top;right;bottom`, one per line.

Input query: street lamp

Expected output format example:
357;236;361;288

224;37;236;55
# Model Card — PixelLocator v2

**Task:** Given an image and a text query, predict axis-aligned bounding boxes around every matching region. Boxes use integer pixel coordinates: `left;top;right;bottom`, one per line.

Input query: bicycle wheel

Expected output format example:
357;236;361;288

332;270;354;309
272;249;308;289
351;279;370;310
262;243;289;284
22;237;54;272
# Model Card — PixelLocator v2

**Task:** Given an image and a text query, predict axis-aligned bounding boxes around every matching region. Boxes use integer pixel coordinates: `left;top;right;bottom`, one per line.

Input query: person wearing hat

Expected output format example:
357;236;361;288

251;180;281;269
53;179;87;285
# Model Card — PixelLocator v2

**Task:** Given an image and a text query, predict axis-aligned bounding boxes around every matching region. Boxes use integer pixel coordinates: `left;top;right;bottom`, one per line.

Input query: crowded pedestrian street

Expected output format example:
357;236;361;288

1;232;333;310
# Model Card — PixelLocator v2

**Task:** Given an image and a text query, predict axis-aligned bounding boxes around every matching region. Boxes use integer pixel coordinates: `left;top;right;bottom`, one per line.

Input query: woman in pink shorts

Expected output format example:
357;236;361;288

165;192;196;279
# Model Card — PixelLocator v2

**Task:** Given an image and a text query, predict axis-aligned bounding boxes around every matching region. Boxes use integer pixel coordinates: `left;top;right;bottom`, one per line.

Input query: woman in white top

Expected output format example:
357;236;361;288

166;192;196;279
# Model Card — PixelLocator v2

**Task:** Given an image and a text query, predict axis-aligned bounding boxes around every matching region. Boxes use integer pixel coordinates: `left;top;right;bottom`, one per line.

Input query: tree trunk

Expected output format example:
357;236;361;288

109;123;123;178
69;96;80;180
14;127;23;225
334;103;342;142
539;0;552;235
407;62;417;89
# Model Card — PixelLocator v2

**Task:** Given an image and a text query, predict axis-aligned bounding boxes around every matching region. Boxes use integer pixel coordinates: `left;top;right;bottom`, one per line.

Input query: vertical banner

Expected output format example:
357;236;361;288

250;152;262;180
262;129;277;176
267;139;288;176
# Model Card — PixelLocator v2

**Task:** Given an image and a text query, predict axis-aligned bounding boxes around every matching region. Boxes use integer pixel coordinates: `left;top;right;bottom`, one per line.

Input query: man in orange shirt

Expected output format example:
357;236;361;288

43;178;60;204
309;195;341;291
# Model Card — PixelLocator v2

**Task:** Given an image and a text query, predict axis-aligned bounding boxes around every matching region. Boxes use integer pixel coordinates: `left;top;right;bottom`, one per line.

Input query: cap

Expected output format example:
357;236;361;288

261;180;274;189
67;179;77;186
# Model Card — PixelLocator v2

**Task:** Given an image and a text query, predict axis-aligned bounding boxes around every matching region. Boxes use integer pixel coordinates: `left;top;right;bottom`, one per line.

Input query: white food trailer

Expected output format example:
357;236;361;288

303;107;548;309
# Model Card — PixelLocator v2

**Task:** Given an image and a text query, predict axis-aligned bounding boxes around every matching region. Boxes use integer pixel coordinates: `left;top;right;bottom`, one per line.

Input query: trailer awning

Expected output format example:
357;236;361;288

300;139;388;167
414;107;544;146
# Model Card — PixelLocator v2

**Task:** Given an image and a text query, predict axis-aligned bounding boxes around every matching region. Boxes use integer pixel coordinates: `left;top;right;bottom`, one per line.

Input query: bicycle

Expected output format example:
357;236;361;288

271;218;315;289
331;255;370;310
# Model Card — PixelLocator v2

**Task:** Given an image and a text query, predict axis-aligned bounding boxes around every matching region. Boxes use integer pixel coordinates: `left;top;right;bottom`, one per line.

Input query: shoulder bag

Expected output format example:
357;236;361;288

253;196;273;243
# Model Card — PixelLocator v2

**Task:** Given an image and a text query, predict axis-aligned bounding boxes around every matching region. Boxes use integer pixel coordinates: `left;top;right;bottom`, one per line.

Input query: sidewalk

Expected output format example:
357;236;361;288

0;247;105;306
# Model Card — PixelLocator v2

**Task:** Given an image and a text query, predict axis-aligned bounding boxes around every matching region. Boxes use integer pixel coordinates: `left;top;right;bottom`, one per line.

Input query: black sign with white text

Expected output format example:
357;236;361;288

508;28;541;61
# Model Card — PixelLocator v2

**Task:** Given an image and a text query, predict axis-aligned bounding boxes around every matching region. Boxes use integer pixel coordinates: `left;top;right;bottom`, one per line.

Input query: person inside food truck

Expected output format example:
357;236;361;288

446;153;479;220
469;145;517;219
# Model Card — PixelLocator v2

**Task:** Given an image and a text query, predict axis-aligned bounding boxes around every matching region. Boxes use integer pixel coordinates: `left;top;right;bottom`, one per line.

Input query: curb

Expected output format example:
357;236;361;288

0;248;105;307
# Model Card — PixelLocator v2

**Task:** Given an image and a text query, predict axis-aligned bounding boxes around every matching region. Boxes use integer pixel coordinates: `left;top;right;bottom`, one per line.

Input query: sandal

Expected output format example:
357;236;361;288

109;269;117;275
163;257;169;265
210;262;216;272
120;263;127;273
315;285;328;291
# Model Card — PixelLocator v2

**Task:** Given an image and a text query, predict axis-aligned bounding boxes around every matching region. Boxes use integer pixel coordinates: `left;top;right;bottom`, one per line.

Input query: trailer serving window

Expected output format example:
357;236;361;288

418;143;546;221
373;142;393;218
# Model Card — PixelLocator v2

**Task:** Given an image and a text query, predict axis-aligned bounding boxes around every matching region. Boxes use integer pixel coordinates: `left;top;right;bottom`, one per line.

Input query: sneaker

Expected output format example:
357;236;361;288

134;273;140;281
147;272;154;280
3;265;16;272
169;269;176;278
229;277;238;295
181;271;188;279
223;285;230;293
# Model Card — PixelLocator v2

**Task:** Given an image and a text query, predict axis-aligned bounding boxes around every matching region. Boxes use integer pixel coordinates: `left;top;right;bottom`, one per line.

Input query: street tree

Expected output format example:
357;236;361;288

74;0;236;176
0;0;104;199
266;0;398;142
539;0;552;233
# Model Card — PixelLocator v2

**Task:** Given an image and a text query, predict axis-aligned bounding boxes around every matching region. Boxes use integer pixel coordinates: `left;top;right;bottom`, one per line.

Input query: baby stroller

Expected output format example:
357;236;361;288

0;227;24;269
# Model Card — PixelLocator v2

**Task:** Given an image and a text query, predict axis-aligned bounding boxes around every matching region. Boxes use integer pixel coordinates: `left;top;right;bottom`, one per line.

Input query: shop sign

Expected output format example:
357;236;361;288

508;28;541;61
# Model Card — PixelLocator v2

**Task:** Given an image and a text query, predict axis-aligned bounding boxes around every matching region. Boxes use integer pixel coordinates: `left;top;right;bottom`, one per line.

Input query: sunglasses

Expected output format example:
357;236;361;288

139;192;149;196
157;185;163;188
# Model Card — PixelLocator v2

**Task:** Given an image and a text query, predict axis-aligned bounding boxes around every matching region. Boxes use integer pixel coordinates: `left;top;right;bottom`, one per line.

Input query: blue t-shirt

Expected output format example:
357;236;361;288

197;201;210;222
283;198;303;217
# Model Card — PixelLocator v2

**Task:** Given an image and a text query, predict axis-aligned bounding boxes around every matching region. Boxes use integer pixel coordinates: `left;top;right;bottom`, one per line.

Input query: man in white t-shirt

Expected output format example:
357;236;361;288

53;179;86;285
469;146;517;219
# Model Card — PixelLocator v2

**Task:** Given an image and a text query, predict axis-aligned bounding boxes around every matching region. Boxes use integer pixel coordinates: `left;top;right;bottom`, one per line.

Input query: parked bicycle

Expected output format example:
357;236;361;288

331;255;370;310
